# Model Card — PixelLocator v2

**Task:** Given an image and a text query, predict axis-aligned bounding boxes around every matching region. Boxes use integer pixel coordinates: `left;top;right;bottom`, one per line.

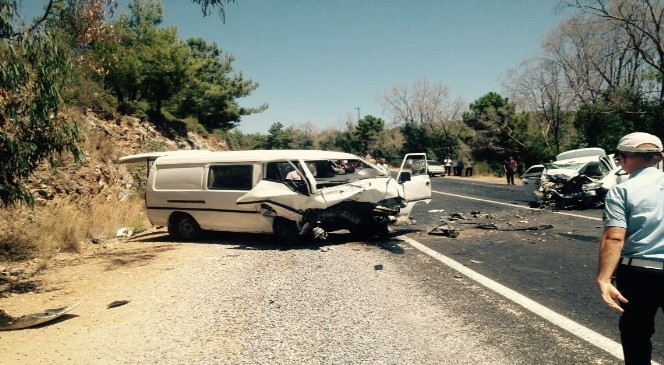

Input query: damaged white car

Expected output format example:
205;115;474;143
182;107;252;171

119;150;431;242
534;148;627;209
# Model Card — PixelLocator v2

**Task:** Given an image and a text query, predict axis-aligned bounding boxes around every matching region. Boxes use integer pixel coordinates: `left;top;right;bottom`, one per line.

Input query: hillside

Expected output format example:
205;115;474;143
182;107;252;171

26;110;228;206
0;110;227;265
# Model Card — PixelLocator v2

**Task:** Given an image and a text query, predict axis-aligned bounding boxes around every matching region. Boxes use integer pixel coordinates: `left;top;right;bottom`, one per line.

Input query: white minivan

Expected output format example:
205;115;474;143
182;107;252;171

119;150;432;243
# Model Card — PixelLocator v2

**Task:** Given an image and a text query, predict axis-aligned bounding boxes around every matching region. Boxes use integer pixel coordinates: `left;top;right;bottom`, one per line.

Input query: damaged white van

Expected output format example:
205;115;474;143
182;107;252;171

118;150;431;242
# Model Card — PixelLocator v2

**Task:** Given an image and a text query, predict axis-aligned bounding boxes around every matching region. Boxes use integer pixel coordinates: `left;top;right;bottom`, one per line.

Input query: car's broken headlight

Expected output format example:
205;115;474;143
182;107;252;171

582;182;603;191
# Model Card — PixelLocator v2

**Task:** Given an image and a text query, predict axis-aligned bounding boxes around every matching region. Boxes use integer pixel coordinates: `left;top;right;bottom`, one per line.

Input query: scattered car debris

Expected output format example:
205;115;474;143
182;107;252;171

428;225;460;238
469;259;483;264
374;264;384;270
448;212;467;221
428;209;446;213
116;227;134;239
107;300;130;309
428;210;554;238
0;301;82;331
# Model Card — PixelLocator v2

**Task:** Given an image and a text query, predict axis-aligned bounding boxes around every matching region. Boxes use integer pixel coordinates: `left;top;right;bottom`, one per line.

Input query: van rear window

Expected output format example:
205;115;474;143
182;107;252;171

208;165;253;191
154;166;204;190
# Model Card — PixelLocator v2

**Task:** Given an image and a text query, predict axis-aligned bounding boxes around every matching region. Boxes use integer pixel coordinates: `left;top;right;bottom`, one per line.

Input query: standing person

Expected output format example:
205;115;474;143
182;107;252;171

503;156;517;185
376;157;389;174
465;160;474;176
597;132;664;364
456;159;464;176
444;157;452;176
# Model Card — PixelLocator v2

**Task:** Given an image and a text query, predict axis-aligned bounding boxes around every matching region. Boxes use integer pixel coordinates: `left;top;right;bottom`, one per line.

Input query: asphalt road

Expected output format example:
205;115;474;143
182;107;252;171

401;175;664;363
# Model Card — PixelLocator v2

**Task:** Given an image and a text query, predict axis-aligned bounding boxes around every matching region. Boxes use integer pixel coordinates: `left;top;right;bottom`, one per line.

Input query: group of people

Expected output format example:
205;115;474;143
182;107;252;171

443;157;474;176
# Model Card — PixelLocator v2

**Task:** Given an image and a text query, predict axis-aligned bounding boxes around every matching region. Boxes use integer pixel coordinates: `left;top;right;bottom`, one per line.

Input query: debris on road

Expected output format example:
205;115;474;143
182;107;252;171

428;210;554;238
107;300;130;309
428;225;460;238
0;301;82;331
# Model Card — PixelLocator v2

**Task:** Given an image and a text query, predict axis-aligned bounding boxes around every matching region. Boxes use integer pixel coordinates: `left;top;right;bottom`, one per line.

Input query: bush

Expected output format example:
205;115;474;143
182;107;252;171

0;199;149;261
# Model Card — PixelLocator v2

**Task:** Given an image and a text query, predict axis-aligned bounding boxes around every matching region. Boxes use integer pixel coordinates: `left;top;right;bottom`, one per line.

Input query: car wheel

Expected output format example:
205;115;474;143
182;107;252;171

351;221;389;240
169;213;201;241
273;217;300;244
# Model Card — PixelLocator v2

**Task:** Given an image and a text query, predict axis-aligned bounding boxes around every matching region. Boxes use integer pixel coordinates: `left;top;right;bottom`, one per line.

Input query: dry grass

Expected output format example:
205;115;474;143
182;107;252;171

0;198;148;262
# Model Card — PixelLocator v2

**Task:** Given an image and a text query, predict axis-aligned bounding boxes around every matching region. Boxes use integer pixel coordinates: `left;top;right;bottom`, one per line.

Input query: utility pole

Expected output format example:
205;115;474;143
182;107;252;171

355;107;361;122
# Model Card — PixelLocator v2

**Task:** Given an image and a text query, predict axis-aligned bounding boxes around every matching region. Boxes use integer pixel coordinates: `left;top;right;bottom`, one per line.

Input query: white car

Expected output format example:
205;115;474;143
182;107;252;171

522;164;544;199
427;160;446;176
535;148;627;208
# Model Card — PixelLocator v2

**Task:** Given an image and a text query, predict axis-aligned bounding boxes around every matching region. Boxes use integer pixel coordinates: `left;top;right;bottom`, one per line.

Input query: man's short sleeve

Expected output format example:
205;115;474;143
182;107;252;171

603;187;627;228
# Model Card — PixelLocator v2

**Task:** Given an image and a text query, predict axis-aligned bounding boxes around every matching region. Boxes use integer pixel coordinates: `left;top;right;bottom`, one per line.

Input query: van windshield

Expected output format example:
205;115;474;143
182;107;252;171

304;159;386;186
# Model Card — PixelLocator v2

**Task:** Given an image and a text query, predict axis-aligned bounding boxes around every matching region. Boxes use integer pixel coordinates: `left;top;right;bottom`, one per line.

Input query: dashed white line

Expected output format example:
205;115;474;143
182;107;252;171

398;235;626;361
433;190;602;221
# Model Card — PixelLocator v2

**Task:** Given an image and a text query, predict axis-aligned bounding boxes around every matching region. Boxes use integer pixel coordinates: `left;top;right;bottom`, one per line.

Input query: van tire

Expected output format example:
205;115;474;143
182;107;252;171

273;217;300;244
169;214;201;241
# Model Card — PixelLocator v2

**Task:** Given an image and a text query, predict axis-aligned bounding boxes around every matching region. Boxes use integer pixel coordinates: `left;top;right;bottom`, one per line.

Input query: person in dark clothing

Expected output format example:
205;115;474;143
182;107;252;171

503;156;517;185
465;160;473;176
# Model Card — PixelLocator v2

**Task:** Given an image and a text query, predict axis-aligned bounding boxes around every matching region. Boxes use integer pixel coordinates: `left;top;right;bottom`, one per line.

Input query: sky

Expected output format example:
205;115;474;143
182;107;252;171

24;0;569;134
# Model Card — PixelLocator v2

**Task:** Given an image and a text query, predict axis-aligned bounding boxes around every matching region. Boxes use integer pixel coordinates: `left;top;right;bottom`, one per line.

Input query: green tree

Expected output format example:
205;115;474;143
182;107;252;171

400;123;430;155
168;38;266;131
463;92;528;169
355;115;385;156
264;122;294;149
1;2;83;207
96;0;191;114
0;0;237;207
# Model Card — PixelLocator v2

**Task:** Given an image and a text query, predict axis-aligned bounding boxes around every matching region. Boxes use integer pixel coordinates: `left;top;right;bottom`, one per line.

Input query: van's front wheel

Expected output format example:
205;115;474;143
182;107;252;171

273;217;300;244
169;213;201;241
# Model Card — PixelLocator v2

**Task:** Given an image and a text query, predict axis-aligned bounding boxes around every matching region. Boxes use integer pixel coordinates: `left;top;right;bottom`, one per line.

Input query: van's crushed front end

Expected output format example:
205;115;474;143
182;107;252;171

238;174;407;240
238;154;431;241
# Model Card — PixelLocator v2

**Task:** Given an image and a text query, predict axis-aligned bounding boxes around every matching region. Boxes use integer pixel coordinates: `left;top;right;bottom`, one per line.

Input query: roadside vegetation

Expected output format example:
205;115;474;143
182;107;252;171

3;0;664;261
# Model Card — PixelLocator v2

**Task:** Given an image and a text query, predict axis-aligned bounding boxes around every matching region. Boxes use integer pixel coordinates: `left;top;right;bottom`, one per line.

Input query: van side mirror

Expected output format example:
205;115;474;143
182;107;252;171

398;172;411;183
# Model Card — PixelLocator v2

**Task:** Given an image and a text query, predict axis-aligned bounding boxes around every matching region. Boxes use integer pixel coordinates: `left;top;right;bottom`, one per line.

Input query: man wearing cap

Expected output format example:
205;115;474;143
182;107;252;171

597;132;664;364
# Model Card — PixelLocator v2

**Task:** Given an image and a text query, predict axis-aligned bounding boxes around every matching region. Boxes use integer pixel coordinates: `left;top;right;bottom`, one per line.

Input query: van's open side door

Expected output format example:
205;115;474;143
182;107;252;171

396;153;432;203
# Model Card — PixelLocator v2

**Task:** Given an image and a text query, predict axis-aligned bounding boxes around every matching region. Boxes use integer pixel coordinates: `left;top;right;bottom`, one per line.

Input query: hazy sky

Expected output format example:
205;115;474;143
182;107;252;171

24;0;569;134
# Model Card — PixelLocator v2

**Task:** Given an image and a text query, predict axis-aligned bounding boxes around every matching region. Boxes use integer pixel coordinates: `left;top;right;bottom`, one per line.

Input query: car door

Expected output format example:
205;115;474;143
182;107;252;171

396;153;432;203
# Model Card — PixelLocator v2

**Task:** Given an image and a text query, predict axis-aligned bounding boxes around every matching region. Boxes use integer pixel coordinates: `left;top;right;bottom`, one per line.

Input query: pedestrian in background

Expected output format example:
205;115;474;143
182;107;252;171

465;160;474;176
503;156;517;185
597;132;664;364
444;157;452;176
376;157;389;175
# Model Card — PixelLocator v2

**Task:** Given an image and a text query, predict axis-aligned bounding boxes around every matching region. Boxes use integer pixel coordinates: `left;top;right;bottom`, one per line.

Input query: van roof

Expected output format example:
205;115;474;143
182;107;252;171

118;149;361;164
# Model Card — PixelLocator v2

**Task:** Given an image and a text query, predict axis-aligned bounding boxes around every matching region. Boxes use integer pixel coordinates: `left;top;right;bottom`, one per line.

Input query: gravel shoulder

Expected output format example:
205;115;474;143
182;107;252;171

0;229;511;365
0;228;607;364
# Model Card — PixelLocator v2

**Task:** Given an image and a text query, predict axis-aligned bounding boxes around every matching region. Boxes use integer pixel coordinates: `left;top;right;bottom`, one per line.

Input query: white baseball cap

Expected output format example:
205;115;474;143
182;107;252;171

617;132;663;153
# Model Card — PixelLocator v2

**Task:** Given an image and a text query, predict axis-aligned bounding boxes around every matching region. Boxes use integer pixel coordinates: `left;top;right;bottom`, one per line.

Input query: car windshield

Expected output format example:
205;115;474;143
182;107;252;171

543;161;588;171
428;160;442;166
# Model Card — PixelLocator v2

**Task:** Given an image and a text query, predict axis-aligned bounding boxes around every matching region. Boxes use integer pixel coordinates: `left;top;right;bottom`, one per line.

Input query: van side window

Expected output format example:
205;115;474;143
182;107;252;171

208;165;253;190
265;162;295;181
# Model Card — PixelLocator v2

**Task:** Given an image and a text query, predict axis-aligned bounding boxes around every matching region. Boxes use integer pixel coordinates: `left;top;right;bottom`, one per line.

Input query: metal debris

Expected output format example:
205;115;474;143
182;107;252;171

374;264;384;270
428;225;460;238
0;301;82;331
107;300;130;309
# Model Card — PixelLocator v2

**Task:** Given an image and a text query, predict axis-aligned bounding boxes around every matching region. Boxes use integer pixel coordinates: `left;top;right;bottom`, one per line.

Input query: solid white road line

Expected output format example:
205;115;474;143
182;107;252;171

398;235;626;361
433;190;602;221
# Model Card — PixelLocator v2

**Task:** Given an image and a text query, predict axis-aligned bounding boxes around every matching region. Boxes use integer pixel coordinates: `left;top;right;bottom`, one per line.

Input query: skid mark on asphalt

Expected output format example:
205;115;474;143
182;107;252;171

398;235;663;363
433;190;602;221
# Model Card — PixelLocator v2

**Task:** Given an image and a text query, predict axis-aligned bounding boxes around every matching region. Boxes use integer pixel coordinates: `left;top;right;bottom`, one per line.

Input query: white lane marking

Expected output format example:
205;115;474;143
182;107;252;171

398;235;627;361
433;190;602;221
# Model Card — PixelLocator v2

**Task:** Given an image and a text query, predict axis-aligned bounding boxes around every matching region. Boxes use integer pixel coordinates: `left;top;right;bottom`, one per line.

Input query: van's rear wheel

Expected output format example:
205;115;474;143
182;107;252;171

169;214;201;241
